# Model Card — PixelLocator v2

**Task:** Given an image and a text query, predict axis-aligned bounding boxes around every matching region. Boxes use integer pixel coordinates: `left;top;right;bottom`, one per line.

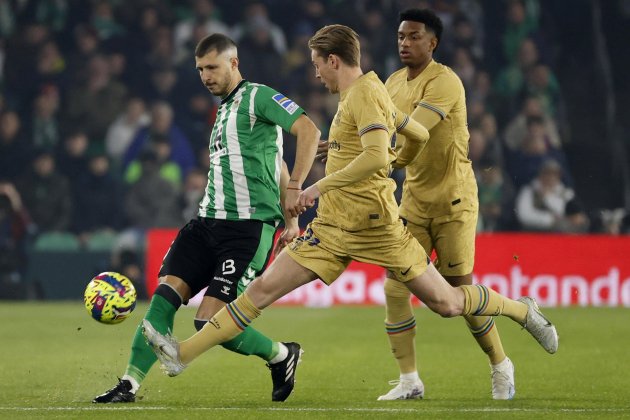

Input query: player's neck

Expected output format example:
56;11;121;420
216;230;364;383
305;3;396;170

337;66;365;92
222;74;244;99
406;58;432;80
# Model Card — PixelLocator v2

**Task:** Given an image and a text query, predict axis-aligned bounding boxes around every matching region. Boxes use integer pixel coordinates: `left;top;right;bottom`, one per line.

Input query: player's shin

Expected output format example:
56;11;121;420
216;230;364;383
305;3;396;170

126;284;181;384
459;285;528;324
179;291;262;364
465;315;506;365
384;278;417;374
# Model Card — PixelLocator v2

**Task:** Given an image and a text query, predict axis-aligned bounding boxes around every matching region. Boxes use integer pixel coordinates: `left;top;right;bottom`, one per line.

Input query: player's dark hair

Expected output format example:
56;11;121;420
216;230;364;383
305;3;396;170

308;24;361;67
399;8;443;50
195;33;237;58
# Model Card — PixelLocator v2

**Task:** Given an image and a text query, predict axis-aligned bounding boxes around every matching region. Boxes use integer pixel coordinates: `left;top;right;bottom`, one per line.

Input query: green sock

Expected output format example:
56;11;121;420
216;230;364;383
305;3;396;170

124;294;177;383
221;326;277;361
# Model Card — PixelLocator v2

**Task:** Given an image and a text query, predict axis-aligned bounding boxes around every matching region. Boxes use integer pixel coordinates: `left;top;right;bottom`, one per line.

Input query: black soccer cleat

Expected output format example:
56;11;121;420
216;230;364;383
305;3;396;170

268;342;303;402
93;378;135;403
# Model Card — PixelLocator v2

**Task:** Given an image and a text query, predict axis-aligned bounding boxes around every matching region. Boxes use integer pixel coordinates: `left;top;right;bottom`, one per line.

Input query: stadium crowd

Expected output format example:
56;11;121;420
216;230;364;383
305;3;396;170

0;0;628;288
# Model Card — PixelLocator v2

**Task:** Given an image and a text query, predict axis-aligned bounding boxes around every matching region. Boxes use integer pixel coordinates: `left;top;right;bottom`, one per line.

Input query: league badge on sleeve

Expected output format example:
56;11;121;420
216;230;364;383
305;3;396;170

272;94;299;115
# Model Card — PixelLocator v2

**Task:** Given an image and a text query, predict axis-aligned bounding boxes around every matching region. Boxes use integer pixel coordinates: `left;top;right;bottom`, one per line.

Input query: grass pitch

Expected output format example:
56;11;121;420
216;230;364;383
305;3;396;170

0;302;629;419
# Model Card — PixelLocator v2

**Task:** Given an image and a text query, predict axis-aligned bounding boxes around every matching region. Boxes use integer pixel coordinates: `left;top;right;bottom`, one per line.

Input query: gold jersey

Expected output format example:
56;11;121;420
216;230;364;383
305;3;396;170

316;71;399;231
385;60;478;221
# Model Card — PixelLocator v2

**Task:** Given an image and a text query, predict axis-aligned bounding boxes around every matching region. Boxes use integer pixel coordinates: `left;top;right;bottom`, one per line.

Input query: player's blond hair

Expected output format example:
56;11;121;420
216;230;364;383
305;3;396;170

308;24;360;67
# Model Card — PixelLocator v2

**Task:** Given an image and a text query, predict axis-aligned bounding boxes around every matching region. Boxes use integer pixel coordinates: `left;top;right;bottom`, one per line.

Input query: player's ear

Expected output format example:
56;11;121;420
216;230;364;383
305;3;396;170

328;54;338;69
430;36;438;52
230;56;239;70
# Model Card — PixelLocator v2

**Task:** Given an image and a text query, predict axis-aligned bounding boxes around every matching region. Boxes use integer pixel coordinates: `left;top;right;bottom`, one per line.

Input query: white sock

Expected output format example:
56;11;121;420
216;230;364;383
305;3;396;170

491;356;510;369
268;343;289;364
122;374;140;394
400;371;420;383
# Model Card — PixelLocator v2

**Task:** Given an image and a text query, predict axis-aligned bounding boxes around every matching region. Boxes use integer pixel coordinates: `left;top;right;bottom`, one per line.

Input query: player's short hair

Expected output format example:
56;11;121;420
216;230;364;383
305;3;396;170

195;33;237;58
399;8;443;50
308;24;360;67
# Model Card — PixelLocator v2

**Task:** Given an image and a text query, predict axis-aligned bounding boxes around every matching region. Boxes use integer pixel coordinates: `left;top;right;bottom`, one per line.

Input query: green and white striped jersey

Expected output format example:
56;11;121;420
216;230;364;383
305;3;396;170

198;80;305;222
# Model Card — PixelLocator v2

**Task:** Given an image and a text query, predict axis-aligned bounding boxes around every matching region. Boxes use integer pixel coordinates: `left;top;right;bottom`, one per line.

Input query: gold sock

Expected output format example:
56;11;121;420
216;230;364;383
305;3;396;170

384;278;417;374
460;285;528;324
465;315;506;365
180;292;262;364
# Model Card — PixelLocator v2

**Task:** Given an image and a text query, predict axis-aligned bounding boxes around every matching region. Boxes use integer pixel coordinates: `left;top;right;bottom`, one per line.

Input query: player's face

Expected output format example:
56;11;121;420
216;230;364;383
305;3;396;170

311;50;338;93
196;49;236;97
397;21;437;68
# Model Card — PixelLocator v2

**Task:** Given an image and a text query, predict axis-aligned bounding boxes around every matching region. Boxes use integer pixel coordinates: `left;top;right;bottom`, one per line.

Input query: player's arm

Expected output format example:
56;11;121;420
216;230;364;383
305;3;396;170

274;160;300;255
286;114;320;216
309;128;389;200
392;110;430;169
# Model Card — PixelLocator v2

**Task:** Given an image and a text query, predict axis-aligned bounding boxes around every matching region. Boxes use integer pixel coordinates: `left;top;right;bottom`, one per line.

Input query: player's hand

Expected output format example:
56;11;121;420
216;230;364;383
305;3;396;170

315;140;329;163
299;184;321;209
284;188;302;218
273;217;300;256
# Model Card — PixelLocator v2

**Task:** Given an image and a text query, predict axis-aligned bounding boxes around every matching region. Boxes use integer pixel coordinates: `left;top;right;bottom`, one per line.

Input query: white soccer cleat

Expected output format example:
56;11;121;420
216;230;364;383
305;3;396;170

141;319;187;377
491;357;515;400
377;378;425;401
518;297;559;354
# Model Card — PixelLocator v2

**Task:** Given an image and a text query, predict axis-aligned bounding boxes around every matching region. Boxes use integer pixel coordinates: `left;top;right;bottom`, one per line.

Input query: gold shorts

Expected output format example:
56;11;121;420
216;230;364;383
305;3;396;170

286;219;429;285
406;210;477;276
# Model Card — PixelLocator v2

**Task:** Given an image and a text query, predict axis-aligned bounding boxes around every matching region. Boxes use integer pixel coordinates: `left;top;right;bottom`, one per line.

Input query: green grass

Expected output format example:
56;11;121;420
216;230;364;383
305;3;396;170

0;303;629;419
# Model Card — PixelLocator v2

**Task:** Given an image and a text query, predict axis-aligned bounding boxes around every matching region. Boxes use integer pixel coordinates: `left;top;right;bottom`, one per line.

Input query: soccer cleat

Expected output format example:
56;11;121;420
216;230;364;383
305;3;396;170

377;378;425;401
268;342;303;402
491;357;515;400
141;319;186;377
92;378;135;403
518;297;559;354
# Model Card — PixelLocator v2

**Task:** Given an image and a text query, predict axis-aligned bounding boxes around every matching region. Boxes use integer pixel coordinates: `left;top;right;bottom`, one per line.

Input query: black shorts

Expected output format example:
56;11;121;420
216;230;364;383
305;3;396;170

158;217;277;303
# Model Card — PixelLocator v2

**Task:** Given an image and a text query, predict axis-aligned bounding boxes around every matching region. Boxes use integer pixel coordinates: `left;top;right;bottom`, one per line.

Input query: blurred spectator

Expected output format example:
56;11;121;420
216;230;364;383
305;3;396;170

504;96;561;151
35;40;66;88
173;0;230;63
515;159;588;232
30;85;61;149
63;54;127;143
72;153;123;236
17;149;73;232
91;0;125;40
125;134;183;187
65;24;101;84
236;12;284;87
521;63;561;118
123;101;195;177
502;0;539;64
105;96;150;165
232;1;287;54
479;113;504;167
181;167;208;221
146;66;180;105
476;159;515;232
451;47;476;91
177;93;217;153
56;131;90;182
0;182;33;287
506;115;571;189
0;111;31;182
124;149;182;229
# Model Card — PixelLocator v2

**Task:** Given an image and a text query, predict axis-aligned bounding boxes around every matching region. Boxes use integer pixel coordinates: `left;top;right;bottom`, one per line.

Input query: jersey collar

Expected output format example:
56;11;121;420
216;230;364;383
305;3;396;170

221;79;247;104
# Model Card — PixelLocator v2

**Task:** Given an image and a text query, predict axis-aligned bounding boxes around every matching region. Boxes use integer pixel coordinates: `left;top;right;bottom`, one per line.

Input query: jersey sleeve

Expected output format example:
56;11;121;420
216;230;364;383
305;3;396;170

416;73;460;120
350;87;389;136
254;85;306;132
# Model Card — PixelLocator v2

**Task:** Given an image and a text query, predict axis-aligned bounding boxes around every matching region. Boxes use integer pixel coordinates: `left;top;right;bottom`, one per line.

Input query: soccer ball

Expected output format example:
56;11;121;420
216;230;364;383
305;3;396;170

84;272;137;324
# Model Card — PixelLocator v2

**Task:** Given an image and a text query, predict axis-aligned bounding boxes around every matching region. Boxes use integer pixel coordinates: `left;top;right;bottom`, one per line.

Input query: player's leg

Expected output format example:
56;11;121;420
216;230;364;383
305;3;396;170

143;222;348;376
192;221;303;401
433;210;514;399
93;219;213;403
378;219;431;401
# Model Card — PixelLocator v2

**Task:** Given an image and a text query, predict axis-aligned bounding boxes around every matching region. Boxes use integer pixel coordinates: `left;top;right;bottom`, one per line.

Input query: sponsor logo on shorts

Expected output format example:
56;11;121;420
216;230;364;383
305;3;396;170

401;266;412;275
448;262;464;268
221;285;231;295
209;317;220;329
214;276;233;285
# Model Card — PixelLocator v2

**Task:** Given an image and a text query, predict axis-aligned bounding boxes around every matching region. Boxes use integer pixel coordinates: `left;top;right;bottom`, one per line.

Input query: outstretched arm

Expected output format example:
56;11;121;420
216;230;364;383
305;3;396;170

286;115;321;216
299;128;389;207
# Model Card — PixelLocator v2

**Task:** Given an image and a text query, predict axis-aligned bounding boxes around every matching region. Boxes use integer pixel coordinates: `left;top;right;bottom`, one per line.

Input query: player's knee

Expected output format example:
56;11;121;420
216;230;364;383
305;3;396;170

384;277;411;300
426;296;460;318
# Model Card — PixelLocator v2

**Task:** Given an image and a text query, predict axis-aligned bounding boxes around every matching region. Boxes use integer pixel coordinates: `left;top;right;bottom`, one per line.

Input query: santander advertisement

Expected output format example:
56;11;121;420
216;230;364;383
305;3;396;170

145;230;630;307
